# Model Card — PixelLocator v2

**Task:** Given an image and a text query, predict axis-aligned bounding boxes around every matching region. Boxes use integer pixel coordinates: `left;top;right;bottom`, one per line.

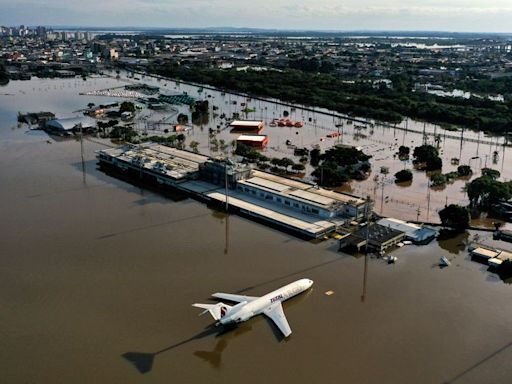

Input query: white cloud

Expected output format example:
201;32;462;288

0;0;511;32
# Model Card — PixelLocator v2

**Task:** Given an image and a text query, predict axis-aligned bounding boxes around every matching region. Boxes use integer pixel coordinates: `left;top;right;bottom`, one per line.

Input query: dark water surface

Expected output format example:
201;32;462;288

1;78;512;383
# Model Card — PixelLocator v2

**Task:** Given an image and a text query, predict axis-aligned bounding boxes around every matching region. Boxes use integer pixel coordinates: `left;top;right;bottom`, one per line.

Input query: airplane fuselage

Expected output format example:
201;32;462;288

219;278;313;325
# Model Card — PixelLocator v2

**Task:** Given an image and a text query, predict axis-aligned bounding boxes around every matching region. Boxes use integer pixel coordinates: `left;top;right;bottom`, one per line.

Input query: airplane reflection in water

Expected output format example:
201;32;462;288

193;278;314;338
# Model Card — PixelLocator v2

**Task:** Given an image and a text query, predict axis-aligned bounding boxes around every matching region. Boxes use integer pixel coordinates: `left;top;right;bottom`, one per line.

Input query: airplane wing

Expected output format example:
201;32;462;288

212;293;258;303
263;302;292;337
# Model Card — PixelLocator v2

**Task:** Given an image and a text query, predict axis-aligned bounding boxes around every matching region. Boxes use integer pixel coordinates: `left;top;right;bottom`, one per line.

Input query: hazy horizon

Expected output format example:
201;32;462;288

1;1;512;34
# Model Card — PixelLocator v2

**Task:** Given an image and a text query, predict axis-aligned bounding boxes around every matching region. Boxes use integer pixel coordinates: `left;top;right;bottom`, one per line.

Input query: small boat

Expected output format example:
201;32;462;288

439;257;451;267
388;256;397;264
294;121;304;128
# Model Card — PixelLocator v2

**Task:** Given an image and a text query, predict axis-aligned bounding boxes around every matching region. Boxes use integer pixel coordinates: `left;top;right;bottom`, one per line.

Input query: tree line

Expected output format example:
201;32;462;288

149;62;512;135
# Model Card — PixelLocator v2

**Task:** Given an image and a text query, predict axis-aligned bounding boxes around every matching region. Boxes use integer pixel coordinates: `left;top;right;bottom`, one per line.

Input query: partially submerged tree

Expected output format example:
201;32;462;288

481;168;500;180
457;165;472;177
413;144;442;171
394;169;413;183
439;204;470;232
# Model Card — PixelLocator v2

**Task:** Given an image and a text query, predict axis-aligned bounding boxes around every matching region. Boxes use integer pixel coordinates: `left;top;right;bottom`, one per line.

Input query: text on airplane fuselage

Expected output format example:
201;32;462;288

270;294;284;303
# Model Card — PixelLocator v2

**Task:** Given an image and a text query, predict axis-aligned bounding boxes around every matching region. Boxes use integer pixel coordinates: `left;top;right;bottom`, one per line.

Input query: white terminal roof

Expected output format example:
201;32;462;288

246;177;289;192
240;176;345;209
237;134;267;142
289;189;334;206
99;143;209;180
230;120;263;126
251;170;366;206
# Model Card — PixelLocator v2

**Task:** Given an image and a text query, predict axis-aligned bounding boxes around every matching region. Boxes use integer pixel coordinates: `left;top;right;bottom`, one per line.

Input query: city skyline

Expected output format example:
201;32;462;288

1;0;512;33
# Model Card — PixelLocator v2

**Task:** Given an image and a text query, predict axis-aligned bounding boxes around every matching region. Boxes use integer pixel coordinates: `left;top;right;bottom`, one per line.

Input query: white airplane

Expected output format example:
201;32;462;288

193;278;313;338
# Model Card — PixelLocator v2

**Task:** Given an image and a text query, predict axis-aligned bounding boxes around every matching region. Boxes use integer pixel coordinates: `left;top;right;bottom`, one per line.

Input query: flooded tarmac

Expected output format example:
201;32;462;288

1;77;512;383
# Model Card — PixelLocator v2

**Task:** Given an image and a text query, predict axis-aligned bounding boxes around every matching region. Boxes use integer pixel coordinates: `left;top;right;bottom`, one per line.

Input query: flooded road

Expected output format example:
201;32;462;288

1;78;512;383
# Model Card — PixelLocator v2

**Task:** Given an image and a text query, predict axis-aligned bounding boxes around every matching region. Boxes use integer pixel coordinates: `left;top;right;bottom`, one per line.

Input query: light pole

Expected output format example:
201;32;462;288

361;195;371;303
224;158;229;212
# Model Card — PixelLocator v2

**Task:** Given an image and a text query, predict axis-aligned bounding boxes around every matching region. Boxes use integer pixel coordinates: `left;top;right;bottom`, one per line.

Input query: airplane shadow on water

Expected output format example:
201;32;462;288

122;324;238;374
122;287;313;374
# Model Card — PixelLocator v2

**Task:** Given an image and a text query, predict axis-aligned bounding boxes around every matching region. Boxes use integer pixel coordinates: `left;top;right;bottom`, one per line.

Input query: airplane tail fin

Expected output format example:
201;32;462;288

192;302;232;321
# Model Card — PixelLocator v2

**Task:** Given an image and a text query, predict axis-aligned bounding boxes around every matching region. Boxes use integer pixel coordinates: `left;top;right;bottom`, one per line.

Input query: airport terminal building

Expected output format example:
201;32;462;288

97;144;372;238
236;170;368;220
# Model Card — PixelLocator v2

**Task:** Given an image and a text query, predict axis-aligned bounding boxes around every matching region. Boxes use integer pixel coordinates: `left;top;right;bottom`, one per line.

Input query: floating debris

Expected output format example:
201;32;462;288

387;256;397;264
439;256;451;267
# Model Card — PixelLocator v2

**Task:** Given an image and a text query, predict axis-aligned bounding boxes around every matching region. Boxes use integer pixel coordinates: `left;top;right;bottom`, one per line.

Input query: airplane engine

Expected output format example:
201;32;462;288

235;312;253;323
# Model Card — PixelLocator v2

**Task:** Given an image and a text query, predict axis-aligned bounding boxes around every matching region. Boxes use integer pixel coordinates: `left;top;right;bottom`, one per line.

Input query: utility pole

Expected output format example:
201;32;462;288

426;181;431;222
224;213;229;256
380;180;385;215
361;195;371;303
79;123;86;184
79;123;84;162
224;159;229;212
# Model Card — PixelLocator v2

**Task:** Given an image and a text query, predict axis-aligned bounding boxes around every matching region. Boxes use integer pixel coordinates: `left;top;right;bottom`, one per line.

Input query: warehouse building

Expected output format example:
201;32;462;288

236;134;268;148
230;120;264;133
44;116;95;133
338;223;406;253
377;217;437;244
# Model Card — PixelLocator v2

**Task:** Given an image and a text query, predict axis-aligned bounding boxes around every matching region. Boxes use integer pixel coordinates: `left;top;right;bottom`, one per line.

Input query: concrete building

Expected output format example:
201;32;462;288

236;170;368;220
97;143;209;185
377;217;437;244
494;229;512;243
97;143;371;239
229;120;264;133
199;159;252;188
236;134;268;148
469;246;512;268
339;223;406;253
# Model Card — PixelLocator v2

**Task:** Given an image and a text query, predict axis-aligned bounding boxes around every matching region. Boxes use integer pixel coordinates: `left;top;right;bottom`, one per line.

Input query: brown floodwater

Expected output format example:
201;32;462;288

1;77;512;383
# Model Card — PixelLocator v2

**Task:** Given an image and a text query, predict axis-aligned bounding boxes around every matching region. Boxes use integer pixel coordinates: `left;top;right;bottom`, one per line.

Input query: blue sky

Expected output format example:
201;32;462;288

1;0;511;32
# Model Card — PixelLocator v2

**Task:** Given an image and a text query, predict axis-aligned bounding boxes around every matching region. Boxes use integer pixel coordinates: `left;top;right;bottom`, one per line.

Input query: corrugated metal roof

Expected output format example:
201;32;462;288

313;188;366;205
243;177;290;192
237;134;267;142
252;170;311;190
289;189;334;206
46;116;95;131
471;247;500;258
230;120;263;126
378;218;421;234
